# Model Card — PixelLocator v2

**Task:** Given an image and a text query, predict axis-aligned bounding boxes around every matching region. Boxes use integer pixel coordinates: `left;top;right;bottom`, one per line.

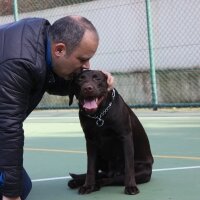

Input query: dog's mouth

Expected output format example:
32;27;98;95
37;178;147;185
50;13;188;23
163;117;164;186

81;96;105;113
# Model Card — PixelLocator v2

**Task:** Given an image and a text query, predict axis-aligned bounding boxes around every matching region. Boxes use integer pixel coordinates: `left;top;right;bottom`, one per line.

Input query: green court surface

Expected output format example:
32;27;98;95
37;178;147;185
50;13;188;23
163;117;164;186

23;109;200;200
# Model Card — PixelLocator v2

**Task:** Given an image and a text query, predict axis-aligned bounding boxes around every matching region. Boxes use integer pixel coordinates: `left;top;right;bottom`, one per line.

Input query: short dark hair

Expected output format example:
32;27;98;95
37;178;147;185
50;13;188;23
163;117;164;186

48;15;99;54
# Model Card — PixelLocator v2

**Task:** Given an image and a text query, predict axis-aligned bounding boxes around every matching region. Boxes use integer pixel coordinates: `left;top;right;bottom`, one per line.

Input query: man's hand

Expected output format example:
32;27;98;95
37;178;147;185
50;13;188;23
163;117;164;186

102;71;114;91
3;196;21;200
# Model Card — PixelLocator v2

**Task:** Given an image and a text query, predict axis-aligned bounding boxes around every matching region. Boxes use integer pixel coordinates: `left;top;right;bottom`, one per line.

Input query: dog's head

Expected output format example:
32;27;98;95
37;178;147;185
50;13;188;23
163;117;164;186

69;70;109;113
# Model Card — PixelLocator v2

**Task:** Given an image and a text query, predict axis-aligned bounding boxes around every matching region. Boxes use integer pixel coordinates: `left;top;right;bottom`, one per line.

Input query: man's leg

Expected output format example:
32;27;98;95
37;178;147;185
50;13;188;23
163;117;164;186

21;168;32;200
0;168;32;200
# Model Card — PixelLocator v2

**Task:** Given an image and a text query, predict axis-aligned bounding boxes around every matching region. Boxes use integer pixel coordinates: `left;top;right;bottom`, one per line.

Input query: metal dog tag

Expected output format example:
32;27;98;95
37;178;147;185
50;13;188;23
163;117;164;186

96;118;104;127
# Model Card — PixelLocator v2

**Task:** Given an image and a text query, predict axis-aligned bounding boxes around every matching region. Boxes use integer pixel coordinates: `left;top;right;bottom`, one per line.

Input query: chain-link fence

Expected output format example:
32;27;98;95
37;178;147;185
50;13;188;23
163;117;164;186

0;0;200;109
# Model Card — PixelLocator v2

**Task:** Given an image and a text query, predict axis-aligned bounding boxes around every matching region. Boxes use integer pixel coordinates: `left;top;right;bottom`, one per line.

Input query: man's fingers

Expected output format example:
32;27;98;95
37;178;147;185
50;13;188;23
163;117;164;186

102;71;114;91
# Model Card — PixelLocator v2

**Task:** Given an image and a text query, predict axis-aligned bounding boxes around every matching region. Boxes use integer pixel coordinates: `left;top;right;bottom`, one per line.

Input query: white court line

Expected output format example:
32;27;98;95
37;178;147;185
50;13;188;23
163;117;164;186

153;165;200;172
27;116;200;120
32;176;70;182
32;165;200;182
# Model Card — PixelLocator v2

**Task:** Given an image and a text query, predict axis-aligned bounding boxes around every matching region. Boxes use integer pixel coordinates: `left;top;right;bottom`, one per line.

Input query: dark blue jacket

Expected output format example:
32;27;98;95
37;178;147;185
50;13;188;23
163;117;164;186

0;18;71;197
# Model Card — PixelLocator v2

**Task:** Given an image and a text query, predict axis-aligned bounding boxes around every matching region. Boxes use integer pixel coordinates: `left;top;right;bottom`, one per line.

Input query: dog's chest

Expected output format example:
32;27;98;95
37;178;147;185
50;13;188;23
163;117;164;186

82;119;122;150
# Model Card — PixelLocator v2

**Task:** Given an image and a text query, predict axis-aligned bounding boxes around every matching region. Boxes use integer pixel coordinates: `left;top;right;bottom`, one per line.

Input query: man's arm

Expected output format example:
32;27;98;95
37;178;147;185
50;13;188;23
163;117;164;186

46;71;114;96
0;60;34;197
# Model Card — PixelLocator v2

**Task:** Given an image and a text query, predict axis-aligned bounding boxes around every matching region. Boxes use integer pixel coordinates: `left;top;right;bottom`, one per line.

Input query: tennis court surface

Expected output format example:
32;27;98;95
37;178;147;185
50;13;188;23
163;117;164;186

23;109;200;200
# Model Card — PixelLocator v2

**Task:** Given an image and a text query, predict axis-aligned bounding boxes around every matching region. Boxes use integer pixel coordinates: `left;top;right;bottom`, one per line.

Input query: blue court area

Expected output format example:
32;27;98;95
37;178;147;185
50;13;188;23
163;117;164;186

23;109;200;200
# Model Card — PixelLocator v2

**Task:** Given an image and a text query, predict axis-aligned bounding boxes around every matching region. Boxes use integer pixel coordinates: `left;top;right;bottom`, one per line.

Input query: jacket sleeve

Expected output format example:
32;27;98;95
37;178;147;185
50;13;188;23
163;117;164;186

0;60;34;197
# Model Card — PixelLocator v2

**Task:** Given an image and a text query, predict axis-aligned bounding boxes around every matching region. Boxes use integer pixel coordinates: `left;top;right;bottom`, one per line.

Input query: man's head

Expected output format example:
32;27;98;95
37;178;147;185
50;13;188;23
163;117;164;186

48;15;99;79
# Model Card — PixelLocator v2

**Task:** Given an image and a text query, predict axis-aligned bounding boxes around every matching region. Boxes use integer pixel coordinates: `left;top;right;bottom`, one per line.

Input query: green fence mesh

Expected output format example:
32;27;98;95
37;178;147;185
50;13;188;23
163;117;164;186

0;0;200;109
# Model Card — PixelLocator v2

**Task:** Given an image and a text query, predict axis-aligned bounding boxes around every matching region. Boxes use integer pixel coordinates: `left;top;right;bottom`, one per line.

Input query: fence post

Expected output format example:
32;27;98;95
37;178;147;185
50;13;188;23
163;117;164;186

13;0;19;21
145;0;158;110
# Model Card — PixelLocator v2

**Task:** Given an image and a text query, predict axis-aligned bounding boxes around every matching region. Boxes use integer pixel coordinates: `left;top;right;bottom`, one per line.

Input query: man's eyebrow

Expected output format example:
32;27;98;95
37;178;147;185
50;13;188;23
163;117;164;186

78;56;90;61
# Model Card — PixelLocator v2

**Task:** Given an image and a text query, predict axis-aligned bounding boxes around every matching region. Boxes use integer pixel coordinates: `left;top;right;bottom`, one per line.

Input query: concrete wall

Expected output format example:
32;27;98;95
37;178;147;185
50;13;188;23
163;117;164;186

38;68;200;108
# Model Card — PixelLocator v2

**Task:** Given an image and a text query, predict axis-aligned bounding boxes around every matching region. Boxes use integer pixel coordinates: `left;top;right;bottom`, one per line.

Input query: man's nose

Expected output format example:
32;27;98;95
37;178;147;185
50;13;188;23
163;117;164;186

82;61;90;69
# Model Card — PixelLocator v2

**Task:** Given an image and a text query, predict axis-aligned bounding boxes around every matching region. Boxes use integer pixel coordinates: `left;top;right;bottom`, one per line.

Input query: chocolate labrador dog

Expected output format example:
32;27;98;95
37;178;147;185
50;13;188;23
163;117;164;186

68;70;154;195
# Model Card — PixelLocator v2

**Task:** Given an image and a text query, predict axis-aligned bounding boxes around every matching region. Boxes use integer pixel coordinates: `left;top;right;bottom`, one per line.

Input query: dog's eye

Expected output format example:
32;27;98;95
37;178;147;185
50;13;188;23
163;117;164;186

93;74;101;81
78;75;85;81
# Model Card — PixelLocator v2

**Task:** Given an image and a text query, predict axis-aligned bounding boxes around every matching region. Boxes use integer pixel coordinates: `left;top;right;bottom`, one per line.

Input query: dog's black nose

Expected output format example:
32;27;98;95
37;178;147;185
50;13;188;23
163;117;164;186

83;85;93;93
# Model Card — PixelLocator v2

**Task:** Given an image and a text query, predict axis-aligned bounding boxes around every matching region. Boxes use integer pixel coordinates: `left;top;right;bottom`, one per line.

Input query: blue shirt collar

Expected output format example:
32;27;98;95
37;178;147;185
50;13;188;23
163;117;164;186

46;36;52;70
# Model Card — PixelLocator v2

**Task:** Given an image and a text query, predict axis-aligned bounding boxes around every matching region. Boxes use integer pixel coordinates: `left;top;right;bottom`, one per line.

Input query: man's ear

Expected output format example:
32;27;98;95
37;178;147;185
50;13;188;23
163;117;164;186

52;43;66;57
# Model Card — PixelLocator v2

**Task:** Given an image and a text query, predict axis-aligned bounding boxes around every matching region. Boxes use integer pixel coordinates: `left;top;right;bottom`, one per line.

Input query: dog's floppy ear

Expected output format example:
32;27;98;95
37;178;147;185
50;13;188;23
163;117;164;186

68;70;82;106
68;79;76;106
69;93;74;106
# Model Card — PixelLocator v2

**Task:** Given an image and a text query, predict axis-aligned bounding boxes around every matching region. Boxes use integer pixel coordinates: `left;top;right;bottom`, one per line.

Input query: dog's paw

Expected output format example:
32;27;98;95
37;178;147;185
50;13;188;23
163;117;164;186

68;179;80;189
124;186;140;195
78;185;100;194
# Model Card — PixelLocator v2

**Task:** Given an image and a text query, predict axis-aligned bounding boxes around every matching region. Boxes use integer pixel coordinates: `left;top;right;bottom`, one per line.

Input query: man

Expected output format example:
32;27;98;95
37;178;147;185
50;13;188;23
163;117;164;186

0;15;113;200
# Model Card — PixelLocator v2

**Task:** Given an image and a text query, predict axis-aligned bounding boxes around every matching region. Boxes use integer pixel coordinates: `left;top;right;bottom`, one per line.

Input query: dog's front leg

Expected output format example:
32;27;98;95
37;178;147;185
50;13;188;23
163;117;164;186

79;141;100;194
122;134;140;195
